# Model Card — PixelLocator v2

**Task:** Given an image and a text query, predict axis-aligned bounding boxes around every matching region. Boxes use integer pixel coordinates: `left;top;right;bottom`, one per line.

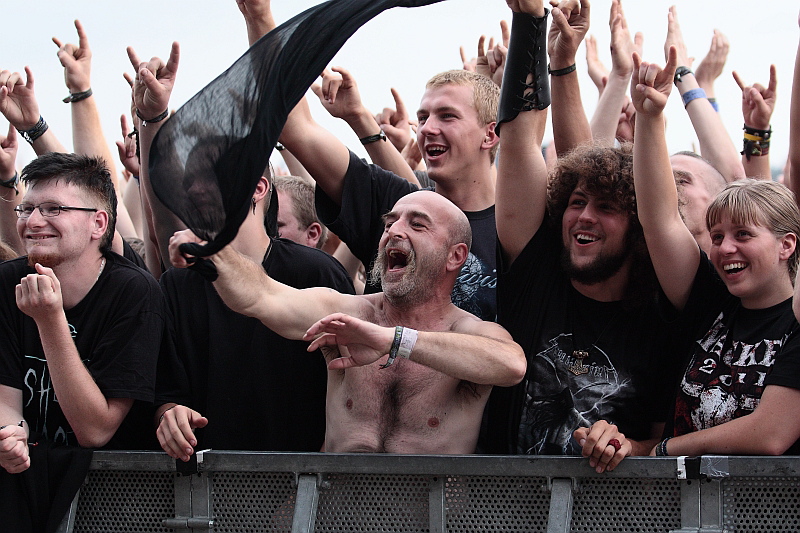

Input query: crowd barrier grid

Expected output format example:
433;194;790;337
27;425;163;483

57;451;800;533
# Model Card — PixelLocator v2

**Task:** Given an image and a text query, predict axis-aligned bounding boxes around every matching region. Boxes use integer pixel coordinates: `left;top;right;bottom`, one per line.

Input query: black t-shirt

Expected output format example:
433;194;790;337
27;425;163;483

669;255;800;454
315;151;498;321
0;253;165;450
484;225;677;454
156;238;355;452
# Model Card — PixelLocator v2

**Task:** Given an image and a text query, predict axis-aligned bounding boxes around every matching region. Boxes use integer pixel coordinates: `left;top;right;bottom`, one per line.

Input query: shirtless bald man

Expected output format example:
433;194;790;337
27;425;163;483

169;190;525;454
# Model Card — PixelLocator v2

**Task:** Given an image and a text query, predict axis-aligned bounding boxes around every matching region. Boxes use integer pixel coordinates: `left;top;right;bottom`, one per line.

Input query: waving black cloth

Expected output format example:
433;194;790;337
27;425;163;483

148;0;445;260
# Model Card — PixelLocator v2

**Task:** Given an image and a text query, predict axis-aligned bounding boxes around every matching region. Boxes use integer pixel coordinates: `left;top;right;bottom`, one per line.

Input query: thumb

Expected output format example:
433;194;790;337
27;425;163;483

190;413;209;429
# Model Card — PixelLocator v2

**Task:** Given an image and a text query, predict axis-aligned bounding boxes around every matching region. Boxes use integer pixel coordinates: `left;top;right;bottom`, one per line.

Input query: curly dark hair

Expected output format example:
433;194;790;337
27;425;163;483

547;143;656;305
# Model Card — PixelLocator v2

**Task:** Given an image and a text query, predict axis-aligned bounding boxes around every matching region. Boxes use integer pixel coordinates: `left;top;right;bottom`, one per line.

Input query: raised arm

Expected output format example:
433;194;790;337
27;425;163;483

0;124;23;255
665;7;745;183
0;67;67;155
53;20;137;244
631;48;700;311
548;0;592;155
790;13;800;200
169;230;360;340
495;0;550;263
589;0;641;146
311;67;419;185
128;43;186;272
693;29;729;108
733;66;777;180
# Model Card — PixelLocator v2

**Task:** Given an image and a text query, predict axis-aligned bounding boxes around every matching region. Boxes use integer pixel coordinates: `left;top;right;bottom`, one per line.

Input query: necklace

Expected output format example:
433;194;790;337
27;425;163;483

568;306;622;376
96;257;106;283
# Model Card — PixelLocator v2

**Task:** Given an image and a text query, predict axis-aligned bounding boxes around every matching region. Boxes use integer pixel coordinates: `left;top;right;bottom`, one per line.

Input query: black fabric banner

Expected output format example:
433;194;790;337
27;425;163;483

149;0;445;257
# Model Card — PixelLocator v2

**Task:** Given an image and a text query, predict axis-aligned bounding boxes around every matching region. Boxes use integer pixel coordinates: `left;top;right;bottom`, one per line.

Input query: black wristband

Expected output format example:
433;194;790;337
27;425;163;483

674;66;693;85
18;116;49;145
0;171;19;195
136;108;169;126
63;88;93;103
548;63;576;76
496;9;551;135
360;131;387;145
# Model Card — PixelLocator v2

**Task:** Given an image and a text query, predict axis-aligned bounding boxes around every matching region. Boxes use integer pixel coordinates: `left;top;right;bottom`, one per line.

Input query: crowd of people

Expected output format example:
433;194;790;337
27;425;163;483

2;0;800;513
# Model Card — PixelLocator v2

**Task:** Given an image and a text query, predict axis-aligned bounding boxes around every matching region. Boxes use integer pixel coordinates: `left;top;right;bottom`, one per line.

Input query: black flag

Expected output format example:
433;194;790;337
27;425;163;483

148;0;445;258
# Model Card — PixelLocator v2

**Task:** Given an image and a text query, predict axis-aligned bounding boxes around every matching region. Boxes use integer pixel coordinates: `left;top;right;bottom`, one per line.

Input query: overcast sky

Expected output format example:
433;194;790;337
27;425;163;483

2;0;798;177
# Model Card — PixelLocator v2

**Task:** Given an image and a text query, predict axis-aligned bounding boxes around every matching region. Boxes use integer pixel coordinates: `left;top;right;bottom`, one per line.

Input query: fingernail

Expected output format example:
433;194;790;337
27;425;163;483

185;448;192;454
579;439;586;446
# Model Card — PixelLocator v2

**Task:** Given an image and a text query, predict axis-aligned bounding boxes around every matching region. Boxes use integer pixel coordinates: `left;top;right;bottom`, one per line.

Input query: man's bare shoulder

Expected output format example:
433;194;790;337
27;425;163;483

449;307;514;342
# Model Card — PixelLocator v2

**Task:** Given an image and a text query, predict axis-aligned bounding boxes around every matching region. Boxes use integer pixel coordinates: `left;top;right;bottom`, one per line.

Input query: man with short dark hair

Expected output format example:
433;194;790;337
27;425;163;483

0;152;166;474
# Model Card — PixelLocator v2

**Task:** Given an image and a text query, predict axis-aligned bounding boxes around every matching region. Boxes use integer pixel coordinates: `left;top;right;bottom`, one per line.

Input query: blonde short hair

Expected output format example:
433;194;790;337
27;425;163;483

425;70;499;162
706;179;800;279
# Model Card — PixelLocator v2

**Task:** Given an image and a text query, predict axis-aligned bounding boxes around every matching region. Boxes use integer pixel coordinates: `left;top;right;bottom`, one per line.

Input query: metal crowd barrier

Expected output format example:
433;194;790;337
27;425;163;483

59;451;800;532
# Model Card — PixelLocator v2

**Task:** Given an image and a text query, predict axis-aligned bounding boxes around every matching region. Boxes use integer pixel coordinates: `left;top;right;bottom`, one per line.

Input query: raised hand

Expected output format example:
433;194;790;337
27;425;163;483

304;313;395;370
585;35;609;92
0;67;41;131
548;0;591;69
733;66;777;131
0;124;18;179
664;6;692;68
115;114;140;176
694;30;729;95
375;88;415;152
310;67;366;122
476;20;510;87
631;47;678;117
52;19;92;93
126;42;180;121
608;0;642;81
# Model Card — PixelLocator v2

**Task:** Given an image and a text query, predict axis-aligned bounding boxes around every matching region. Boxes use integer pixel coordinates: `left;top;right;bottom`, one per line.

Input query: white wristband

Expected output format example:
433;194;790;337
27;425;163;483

397;327;418;359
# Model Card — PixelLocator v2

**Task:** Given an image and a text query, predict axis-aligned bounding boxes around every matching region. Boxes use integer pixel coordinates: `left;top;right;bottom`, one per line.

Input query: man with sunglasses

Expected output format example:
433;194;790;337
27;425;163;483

0;152;167;474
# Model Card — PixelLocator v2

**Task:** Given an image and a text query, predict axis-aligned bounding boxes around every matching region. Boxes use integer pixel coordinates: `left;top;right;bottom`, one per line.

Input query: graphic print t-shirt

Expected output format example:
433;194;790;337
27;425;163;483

670;256;800;454
485;225;677;454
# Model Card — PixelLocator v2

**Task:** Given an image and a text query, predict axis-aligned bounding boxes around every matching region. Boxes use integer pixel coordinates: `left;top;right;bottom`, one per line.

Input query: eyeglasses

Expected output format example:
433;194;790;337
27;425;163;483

14;202;98;219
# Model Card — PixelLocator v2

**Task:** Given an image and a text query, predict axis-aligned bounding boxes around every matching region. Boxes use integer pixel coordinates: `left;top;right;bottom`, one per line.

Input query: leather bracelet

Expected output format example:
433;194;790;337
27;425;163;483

63;88;93;103
548;63;576;77
0;171;19;195
381;326;404;369
674;66;693;84
18;116;49;145
360;130;387;145
655;436;672;456
158;405;178;424
136;108;169;126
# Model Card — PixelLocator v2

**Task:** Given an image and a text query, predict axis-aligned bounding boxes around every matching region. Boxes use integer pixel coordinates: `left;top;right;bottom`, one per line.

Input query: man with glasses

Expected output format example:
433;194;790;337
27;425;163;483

0;152;168;474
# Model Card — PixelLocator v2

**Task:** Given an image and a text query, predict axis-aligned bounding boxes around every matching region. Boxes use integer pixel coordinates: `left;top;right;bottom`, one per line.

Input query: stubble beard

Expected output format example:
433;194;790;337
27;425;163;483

27;249;65;269
560;239;630;286
371;246;446;307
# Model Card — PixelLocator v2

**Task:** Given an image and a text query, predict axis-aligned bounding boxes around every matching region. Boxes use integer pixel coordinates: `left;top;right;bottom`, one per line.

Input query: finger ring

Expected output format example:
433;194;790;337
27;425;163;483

608;438;622;452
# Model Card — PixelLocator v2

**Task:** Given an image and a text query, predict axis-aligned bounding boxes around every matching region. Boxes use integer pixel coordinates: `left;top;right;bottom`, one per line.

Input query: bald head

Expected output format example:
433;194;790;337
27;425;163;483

392;190;472;251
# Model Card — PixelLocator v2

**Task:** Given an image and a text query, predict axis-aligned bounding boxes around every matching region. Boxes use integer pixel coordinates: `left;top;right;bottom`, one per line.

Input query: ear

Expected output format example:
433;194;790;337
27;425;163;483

305;222;322;248
253;176;270;203
90;210;109;242
481;122;499;152
779;232;797;261
446;242;469;272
